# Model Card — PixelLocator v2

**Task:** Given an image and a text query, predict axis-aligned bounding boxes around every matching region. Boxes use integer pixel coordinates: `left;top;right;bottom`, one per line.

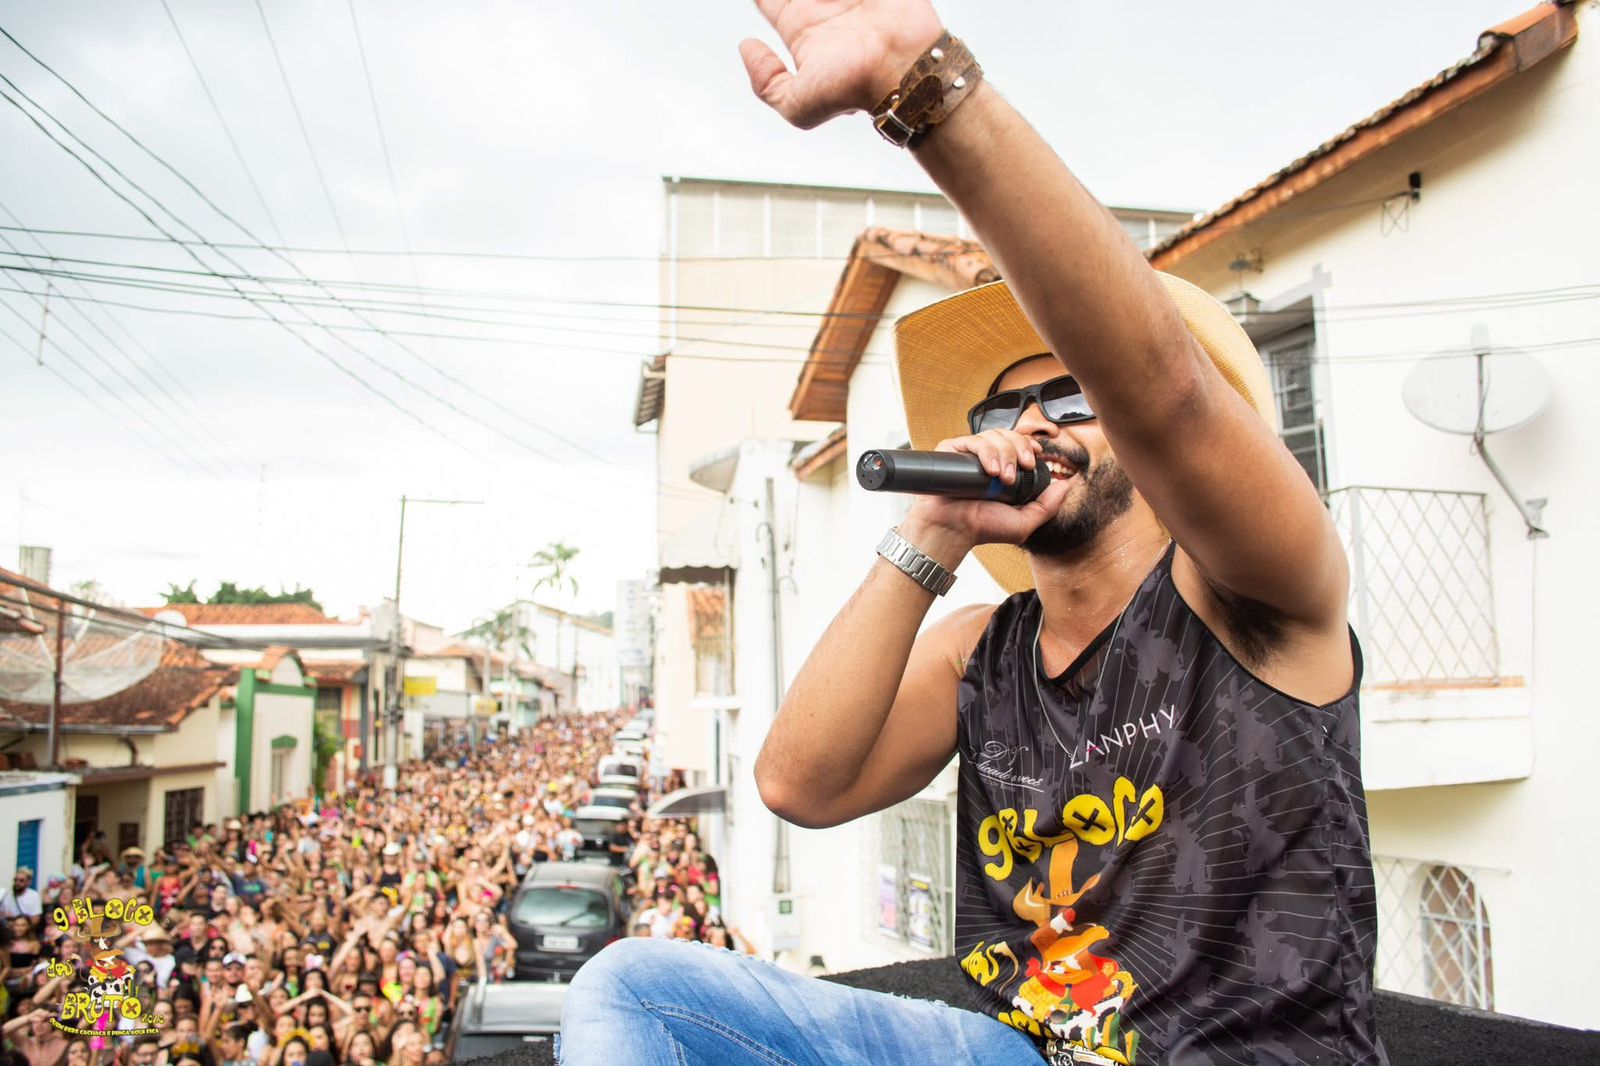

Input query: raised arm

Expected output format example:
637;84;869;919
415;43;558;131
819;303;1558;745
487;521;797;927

740;0;1348;641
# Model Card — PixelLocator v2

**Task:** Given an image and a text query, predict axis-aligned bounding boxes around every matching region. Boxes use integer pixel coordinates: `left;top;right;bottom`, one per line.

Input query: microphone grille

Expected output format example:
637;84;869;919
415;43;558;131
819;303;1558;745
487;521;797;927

1017;465;1052;502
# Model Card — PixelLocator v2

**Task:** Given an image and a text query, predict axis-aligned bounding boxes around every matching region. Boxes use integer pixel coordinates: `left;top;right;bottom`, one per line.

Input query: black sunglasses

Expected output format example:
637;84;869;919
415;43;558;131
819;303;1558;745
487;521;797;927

967;372;1094;434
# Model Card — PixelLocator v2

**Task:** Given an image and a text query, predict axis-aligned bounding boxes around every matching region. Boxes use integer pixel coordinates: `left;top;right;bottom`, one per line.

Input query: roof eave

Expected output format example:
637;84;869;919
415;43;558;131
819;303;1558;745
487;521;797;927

1148;1;1579;270
788;228;999;423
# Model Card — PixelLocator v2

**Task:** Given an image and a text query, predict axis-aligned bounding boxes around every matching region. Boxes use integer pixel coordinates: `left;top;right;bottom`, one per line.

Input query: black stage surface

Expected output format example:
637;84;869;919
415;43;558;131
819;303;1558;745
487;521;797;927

472;954;1600;1064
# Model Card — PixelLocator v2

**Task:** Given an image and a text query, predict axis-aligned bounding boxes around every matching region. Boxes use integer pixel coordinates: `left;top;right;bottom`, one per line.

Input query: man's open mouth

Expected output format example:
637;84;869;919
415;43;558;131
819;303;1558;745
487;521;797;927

1042;457;1080;481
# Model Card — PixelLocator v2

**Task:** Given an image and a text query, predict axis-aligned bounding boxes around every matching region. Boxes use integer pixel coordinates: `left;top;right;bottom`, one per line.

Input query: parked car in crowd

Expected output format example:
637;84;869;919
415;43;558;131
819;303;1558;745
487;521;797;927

586;785;639;812
598;753;645;787
447;977;569;1059
508;862;628;981
572;804;631;864
612;727;647;756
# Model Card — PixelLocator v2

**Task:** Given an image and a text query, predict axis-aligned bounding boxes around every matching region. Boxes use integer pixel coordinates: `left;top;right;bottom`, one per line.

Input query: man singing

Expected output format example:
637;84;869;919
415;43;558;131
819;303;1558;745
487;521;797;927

563;1;1383;1062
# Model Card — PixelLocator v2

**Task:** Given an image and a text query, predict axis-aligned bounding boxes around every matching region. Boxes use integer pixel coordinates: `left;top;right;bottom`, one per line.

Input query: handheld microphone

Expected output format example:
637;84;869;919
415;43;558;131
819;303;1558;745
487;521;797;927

855;449;1050;504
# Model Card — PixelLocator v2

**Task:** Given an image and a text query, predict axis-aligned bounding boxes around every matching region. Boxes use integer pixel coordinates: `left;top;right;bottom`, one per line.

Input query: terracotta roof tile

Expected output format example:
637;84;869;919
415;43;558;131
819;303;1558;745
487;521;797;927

423;644;509;669
0;606;43;635
136;603;336;626
0;642;231;730
303;660;367;683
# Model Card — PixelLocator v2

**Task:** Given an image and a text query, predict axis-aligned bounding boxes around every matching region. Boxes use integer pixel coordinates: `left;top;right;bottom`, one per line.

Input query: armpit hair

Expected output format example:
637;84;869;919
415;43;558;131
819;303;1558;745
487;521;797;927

1204;578;1291;669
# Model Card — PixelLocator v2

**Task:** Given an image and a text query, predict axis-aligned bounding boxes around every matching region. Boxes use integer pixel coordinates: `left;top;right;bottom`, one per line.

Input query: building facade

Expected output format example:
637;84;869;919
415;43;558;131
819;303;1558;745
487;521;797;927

1145;0;1592;1027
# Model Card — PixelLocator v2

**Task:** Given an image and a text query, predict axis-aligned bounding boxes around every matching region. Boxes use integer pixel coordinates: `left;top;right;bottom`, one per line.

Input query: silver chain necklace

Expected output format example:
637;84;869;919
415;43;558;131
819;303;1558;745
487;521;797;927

1031;599;1129;757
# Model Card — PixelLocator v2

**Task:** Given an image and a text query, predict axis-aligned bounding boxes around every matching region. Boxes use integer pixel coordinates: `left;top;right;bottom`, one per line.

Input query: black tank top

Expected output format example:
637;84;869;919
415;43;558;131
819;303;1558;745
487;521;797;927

954;545;1385;1065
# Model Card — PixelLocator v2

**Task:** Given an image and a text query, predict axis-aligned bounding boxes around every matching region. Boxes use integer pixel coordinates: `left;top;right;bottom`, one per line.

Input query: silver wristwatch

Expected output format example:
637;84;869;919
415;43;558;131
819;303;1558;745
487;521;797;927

876;527;957;596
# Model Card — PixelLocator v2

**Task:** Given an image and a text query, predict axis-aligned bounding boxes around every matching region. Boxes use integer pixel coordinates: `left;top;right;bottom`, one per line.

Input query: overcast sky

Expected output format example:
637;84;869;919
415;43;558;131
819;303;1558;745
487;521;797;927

0;0;1519;629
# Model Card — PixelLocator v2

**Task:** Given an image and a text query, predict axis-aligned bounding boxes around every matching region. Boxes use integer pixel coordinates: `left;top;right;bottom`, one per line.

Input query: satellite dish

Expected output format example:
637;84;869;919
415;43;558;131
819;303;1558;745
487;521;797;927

0;599;164;705
1402;348;1550;436
1400;326;1550;538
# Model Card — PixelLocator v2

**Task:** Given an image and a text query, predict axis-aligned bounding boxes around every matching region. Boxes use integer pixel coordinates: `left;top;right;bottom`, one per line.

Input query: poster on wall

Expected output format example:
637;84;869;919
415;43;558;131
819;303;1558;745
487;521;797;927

877;865;899;938
907;872;934;950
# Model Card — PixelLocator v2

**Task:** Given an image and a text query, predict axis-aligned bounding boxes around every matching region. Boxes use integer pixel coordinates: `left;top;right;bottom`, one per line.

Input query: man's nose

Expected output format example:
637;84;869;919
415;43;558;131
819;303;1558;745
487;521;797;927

1014;400;1058;437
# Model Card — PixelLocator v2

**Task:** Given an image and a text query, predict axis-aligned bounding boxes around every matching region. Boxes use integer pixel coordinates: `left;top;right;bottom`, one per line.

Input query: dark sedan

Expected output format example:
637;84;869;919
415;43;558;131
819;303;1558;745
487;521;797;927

508;861;627;980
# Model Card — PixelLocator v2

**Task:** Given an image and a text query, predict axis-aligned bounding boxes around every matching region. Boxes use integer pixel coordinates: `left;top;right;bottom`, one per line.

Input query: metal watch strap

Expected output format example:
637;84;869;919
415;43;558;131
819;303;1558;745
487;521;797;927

876;527;957;596
870;31;983;148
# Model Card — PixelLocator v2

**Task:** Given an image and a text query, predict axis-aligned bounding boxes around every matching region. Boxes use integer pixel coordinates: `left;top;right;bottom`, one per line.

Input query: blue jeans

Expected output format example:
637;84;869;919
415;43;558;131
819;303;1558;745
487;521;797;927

558;938;1044;1065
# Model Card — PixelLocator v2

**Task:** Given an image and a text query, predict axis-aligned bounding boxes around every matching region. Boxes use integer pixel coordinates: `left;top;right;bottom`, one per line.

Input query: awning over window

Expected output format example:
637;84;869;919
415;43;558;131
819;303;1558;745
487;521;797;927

646;786;727;819
659;503;740;584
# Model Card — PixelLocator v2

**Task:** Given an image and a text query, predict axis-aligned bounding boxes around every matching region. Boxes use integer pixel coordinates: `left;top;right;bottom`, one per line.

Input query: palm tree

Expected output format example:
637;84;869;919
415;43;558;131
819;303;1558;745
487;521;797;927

529;541;580;706
461;605;532;659
529;541;579;601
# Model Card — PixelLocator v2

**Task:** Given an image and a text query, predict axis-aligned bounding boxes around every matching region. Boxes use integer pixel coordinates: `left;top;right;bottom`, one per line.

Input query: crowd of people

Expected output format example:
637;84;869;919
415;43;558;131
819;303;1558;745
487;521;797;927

0;709;740;1066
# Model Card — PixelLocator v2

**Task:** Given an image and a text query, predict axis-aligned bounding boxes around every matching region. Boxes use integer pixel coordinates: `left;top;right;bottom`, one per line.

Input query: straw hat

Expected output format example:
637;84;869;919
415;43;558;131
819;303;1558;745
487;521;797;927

894;277;1276;595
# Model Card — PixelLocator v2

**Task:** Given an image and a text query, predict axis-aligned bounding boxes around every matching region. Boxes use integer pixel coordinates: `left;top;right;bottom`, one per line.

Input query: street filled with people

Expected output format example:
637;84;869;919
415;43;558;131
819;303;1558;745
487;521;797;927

0;710;733;1066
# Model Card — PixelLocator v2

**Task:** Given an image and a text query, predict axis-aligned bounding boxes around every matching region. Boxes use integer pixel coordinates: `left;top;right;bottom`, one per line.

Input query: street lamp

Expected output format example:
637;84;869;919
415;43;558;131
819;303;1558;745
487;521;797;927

385;495;483;789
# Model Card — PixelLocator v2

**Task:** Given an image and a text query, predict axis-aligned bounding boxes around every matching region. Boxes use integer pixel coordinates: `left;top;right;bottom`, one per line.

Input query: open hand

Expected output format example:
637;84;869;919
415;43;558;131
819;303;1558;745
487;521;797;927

738;0;942;128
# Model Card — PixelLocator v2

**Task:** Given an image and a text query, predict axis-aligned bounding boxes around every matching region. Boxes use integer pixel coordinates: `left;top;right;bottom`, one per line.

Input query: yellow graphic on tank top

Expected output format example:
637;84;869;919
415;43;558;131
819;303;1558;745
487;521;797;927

965;776;1163;1065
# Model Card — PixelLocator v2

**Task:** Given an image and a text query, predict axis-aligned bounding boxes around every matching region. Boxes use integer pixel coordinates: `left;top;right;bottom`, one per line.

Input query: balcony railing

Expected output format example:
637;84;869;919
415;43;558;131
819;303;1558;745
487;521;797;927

1325;487;1499;685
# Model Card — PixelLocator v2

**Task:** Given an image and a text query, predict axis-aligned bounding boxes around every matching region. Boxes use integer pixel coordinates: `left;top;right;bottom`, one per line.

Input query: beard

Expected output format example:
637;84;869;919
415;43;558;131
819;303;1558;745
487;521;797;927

1022;445;1135;557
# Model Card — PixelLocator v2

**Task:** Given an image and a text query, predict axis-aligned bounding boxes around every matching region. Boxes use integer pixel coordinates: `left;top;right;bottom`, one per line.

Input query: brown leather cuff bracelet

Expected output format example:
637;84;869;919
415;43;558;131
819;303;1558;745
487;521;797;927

870;31;983;149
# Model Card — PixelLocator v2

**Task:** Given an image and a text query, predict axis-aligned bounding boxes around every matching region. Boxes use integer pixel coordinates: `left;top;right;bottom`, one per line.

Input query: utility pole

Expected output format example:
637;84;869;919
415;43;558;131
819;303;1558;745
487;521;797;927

386;495;482;790
48;596;65;769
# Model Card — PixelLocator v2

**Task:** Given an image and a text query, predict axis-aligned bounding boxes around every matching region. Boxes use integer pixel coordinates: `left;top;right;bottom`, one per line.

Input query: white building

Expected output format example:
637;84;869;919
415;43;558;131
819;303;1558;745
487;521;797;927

1145;0;1594;1028
707;0;1595;1027
517;602;622;714
0;772;74;885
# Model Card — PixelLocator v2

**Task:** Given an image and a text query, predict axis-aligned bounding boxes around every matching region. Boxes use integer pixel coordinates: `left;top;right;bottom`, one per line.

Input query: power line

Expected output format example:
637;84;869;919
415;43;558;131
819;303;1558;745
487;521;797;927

344;0;431;339
2;277;1593;373
5;255;1596;342
0;293;233;480
159;0;287;247
5;23;622;473
0;74;490;460
0;200;249;468
0;30;583;468
251;0;352;254
0;228;1590;324
0;317;218;479
4;260;1597;375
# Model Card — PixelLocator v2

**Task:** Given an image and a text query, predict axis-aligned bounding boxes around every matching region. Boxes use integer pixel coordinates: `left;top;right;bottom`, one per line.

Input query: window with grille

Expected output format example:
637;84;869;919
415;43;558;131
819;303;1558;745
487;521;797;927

270;748;290;806
162;788;203;848
1373;857;1495;1011
1262;327;1326;493
315;687;342;713
867;798;954;953
1421;865;1494;1010
689;585;731;696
